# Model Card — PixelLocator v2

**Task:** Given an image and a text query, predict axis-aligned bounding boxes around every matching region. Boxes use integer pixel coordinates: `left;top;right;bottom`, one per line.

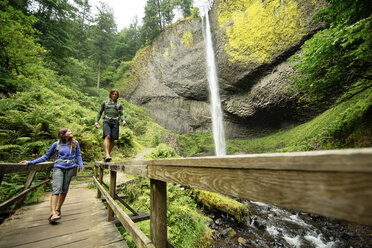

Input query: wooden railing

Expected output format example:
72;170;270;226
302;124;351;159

1;148;371;247
0;162;94;214
95;147;372;248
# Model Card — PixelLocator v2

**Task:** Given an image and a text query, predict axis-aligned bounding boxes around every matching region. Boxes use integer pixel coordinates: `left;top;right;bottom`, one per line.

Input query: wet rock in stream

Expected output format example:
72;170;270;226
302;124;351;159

203;201;372;248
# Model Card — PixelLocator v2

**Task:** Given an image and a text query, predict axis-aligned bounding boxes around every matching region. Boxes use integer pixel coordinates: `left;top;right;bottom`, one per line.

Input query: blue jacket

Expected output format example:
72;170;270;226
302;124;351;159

28;141;84;169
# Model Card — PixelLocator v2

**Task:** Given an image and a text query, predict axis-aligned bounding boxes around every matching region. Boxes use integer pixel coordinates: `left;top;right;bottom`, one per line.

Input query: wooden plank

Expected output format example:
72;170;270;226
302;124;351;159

93;177;155;248
0;183;127;248
0;162;54;174
146;148;372;172
148;165;372;225
96;162;148;178
150;179;167;248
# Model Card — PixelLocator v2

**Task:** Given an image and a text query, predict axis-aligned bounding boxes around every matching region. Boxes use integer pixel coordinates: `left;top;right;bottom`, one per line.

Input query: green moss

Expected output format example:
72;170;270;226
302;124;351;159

217;0;313;65
193;189;249;222
181;31;193;48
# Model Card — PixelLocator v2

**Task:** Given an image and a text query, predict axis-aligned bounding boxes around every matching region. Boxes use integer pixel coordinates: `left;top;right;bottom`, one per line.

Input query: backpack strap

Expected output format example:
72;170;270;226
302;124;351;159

104;100;121;111
56;141;61;152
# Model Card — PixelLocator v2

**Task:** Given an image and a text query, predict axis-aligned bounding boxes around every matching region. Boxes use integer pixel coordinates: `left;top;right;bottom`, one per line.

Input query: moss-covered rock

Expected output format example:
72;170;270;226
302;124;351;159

124;0;327;139
193;189;249;222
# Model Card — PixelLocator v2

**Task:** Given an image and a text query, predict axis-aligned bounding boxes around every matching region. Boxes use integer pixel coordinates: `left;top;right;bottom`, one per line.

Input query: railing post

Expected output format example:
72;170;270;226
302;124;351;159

97;167;103;199
108;170;117;221
44;167;51;181
150;179;167;248
15;169;37;208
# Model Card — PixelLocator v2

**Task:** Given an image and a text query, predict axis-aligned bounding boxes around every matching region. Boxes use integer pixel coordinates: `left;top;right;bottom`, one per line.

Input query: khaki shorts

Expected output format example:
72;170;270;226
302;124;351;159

52;167;75;195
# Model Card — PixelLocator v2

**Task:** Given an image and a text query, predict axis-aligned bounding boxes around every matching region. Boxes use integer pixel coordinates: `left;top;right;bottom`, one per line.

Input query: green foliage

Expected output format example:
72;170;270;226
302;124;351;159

144;143;179;159
177;133;214;157
291;17;372;105
115;19;143;61
31;0;76;71
0;171;49;204
314;0;371;26
290;0;372;106
0;1;47;79
142;0;194;45
119;178;211;248
226;86;372;154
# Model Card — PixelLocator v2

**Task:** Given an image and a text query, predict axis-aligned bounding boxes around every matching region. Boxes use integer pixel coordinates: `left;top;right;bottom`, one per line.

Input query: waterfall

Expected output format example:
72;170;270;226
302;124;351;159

203;12;226;156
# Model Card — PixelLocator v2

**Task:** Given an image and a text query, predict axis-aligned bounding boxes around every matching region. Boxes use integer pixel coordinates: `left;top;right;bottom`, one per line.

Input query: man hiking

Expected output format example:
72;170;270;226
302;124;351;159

94;89;126;162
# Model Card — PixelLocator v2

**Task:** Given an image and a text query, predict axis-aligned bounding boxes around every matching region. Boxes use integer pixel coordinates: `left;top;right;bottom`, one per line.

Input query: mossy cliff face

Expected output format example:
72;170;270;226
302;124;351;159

124;19;212;133
124;0;326;138
217;0;318;65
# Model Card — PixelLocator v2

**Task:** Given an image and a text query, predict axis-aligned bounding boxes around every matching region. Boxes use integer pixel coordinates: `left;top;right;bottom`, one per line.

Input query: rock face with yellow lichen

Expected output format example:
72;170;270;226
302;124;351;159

124;0;326;138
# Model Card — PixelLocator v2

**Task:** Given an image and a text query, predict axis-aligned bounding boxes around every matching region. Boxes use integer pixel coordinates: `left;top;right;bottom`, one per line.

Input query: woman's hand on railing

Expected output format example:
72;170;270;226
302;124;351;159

79;167;84;173
19;160;28;165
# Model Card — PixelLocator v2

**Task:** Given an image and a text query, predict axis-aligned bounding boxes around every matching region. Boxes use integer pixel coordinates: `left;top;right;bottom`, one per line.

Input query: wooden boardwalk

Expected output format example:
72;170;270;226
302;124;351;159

0;182;128;248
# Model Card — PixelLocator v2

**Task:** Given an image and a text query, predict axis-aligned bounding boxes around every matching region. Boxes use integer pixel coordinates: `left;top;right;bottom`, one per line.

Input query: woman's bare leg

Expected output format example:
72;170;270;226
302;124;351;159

50;194;59;219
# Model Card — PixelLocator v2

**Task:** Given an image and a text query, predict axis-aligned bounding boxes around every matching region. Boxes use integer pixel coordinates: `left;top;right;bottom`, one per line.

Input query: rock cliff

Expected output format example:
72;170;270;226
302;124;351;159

123;0;326;138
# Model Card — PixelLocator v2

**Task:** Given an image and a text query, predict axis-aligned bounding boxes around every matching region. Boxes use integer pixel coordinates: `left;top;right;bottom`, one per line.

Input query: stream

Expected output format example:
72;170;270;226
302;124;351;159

204;200;372;247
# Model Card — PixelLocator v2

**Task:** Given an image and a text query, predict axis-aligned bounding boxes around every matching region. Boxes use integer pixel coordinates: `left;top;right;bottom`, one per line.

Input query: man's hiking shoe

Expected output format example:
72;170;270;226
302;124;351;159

104;157;112;162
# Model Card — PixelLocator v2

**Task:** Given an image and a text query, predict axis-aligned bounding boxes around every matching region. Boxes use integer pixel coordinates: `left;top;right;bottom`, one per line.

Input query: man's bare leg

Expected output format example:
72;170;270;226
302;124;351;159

104;135;111;159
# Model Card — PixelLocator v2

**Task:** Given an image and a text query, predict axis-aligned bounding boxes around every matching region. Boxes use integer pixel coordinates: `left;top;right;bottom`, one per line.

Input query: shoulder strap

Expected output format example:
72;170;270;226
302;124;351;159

56;141;61;152
104;100;109;110
104;100;120;111
116;101;121;110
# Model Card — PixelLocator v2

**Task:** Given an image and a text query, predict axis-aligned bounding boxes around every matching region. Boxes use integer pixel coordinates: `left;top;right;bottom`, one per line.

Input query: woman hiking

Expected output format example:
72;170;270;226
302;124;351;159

19;128;84;224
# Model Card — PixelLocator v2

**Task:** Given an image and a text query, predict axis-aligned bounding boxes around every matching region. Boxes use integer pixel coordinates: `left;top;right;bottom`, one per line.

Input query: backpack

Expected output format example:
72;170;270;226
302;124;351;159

104;100;121;112
55;141;76;163
56;141;73;154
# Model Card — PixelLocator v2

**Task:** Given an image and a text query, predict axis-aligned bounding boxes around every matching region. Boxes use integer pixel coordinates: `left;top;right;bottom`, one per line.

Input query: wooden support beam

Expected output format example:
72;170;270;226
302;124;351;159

44;168;51;180
93;177;155;248
0;179;50;213
115;193;139;216
150;179;167;248
15;170;37;209
97;167;104;199
108;170;117;221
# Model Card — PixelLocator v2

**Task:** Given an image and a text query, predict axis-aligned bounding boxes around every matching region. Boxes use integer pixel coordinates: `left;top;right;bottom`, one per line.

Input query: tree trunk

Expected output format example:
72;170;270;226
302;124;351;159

97;58;101;88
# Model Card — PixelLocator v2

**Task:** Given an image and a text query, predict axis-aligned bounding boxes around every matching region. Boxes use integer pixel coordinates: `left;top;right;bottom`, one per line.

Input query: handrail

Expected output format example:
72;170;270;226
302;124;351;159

0;162;94;214
0;162;54;174
95;147;372;247
0;162;54;213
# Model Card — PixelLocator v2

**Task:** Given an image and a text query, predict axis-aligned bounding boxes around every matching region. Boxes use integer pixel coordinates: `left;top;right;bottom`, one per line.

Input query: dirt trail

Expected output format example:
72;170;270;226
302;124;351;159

103;148;155;185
